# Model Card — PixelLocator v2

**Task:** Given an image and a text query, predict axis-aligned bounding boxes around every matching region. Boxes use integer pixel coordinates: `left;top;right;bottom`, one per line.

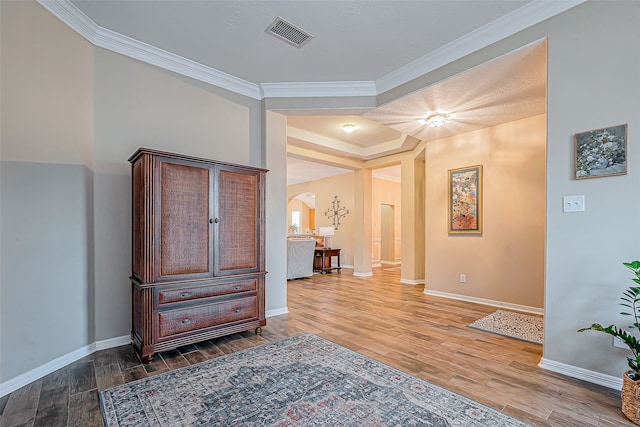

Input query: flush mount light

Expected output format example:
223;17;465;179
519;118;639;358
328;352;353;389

422;112;455;128
342;124;357;133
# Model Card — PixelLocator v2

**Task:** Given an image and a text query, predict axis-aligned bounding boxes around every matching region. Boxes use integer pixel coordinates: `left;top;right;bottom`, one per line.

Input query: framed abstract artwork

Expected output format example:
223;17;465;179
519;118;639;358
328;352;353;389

448;165;482;234
575;124;627;179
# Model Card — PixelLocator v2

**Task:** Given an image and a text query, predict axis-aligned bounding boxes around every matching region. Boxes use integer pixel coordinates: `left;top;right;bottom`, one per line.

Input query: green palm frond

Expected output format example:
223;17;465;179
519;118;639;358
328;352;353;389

578;261;640;374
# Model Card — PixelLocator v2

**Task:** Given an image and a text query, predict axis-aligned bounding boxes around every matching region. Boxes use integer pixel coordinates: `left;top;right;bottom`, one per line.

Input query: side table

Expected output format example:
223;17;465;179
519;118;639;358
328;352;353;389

314;248;341;273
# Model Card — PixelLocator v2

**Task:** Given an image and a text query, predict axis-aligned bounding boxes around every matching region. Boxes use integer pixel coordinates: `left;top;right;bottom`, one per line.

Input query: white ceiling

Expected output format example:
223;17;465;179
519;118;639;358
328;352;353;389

70;0;537;85
56;1;567;183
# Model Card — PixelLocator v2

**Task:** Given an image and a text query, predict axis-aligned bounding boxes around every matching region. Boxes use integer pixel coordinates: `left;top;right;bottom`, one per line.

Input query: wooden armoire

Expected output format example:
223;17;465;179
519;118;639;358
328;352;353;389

128;148;267;362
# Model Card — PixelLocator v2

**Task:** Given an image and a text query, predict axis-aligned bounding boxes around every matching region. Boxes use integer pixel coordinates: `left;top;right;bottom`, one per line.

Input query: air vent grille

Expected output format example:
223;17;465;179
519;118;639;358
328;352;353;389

266;17;313;48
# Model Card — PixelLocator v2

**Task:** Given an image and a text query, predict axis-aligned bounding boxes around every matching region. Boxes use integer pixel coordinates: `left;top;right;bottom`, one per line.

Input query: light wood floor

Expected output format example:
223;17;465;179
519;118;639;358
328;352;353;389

0;266;631;426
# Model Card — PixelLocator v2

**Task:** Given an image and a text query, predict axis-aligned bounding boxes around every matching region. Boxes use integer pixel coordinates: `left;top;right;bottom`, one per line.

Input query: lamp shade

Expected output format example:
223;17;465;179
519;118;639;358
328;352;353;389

318;226;335;236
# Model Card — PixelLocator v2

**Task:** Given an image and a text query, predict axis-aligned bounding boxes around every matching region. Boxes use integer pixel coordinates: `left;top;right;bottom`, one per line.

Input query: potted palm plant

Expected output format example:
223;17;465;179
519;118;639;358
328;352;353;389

578;260;640;425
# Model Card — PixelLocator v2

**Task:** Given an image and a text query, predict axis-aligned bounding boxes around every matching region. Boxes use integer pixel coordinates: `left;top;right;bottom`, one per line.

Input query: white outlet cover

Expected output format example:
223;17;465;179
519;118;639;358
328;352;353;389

563;195;585;212
614;336;628;349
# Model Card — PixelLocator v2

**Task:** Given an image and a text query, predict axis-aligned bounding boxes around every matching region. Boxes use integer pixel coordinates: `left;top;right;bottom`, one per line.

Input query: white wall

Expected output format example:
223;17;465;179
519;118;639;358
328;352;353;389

264;111;289;315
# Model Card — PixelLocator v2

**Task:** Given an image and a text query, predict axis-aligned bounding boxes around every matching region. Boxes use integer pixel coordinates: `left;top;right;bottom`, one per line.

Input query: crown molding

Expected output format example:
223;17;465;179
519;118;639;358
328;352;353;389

260;81;377;99
375;0;586;94
36;0;262;100
38;0;584;101
288;126;409;160
36;0;99;42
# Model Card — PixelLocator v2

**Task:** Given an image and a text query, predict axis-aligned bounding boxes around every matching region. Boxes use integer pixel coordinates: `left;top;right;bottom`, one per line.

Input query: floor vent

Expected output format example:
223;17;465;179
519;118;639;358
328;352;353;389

265;17;313;48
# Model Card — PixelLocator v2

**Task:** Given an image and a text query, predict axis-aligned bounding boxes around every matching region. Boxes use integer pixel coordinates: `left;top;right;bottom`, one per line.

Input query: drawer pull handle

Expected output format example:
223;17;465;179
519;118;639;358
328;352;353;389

234;286;242;290
234;309;241;314
180;292;191;298
181;319;191;325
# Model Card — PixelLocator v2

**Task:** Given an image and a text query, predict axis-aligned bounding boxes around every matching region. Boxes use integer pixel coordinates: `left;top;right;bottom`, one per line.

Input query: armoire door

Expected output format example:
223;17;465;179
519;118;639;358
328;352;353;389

214;165;264;276
155;158;214;281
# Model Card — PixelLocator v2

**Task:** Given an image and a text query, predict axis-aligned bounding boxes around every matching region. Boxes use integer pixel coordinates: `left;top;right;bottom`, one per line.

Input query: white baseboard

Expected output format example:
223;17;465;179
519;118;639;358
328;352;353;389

353;271;374;277
0;335;130;398
400;278;425;285
94;334;132;351
266;307;289;317
538;357;622;390
423;289;543;315
380;261;401;265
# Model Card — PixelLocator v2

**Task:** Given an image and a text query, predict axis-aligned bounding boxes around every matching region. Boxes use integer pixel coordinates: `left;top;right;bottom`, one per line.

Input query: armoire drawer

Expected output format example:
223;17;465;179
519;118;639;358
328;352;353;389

157;296;257;338
157;278;258;305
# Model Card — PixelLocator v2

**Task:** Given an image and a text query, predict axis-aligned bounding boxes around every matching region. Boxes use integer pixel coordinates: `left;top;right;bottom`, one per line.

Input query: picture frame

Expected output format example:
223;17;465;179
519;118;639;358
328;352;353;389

575;124;627;179
448;165;482;234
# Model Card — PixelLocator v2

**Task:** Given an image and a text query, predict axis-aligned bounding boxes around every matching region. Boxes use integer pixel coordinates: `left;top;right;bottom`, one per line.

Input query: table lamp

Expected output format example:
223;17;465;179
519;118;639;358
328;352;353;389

318;226;334;249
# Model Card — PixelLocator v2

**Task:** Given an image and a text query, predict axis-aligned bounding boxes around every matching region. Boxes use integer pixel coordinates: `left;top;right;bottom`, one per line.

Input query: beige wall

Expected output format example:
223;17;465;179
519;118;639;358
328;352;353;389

91;48;256;341
1;0;94;166
288;175;401;266
372;178;402;263
287;198;313;234
287;173;355;266
425;114;546;309
93;49;252;175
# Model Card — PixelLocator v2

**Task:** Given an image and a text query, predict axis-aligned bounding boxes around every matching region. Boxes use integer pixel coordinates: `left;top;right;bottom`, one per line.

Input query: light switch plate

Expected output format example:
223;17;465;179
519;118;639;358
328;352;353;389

563;195;585;212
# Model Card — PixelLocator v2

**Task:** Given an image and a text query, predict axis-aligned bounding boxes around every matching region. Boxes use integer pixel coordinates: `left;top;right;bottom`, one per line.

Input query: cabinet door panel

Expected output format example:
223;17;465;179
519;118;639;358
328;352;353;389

215;167;263;275
157;160;213;280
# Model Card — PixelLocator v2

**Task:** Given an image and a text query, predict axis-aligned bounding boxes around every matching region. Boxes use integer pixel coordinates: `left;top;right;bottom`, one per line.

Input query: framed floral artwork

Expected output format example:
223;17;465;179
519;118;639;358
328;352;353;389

575;124;627;179
448;165;482;234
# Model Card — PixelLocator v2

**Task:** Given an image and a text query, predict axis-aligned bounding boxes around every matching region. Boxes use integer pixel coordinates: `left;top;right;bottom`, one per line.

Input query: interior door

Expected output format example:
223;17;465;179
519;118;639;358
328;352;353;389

380;204;395;263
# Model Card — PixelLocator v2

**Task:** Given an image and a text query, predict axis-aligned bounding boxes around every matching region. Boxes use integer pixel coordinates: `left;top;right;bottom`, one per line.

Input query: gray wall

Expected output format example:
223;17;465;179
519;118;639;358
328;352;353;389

542;1;639;376
1;162;94;376
0;1;288;384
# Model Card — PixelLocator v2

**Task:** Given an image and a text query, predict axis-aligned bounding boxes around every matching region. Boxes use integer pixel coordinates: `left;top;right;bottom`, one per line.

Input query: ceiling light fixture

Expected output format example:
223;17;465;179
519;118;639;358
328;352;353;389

422;112;455;128
342;124;357;133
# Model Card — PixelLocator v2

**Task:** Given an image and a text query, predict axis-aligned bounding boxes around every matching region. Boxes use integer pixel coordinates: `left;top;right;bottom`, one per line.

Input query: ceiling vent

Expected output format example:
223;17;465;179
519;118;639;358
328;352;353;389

266;17;313;48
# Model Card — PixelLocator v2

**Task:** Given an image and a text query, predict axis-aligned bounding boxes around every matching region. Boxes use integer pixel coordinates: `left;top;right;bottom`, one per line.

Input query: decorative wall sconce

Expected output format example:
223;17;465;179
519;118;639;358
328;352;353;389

324;195;349;229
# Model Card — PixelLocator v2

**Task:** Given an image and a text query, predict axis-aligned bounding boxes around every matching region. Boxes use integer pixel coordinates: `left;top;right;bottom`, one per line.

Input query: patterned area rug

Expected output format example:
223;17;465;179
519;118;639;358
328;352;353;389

468;310;543;345
100;333;532;426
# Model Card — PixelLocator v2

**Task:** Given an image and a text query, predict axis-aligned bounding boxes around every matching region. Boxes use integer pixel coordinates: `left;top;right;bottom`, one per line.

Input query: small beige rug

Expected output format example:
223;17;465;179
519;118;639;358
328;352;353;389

468;310;543;345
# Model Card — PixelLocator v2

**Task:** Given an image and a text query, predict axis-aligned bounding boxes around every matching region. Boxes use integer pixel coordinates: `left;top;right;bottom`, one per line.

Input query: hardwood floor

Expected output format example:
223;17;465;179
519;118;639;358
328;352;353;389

0;266;631;426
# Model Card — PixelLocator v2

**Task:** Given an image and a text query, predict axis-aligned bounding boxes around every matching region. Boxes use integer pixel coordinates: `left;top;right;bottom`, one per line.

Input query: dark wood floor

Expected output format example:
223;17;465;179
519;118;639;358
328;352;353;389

0;266;631;426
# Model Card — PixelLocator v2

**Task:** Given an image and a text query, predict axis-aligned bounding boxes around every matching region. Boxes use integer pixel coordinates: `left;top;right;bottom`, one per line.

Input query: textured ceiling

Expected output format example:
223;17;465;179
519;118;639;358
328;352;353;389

362;40;547;143
287;40;546;165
